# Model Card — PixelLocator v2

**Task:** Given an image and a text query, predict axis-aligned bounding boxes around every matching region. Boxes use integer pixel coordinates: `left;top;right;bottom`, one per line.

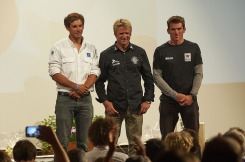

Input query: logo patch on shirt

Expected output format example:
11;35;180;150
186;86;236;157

112;59;120;66
131;56;139;64
184;53;191;62
165;57;173;60
86;53;91;57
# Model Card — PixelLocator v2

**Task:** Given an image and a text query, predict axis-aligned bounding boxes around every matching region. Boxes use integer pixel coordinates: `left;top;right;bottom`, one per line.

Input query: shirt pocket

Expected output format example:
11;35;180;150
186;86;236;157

83;57;93;72
62;57;75;72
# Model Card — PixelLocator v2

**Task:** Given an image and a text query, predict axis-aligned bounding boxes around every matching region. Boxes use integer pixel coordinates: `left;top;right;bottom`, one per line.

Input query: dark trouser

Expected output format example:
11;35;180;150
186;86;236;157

159;101;199;140
55;93;93;152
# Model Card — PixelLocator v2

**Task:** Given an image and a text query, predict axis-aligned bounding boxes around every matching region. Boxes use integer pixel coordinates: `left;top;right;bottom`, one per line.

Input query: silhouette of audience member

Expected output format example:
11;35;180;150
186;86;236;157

13;125;69;162
38;125;70;162
202;135;241;162
0;151;12;162
223;129;245;162
13;139;36;162
86;118;128;162
156;151;185;162
125;155;149;162
68;148;87;162
145;138;165;162
181;128;201;158
182;153;200;162
229;127;245;137
164;132;193;154
132;135;151;162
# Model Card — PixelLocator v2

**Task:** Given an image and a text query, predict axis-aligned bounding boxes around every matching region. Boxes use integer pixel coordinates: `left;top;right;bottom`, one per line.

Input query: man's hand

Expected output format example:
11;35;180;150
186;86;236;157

179;95;193;106
37;125;57;145
69;90;81;99
139;102;151;115
175;93;186;103
103;100;119;116
76;84;89;95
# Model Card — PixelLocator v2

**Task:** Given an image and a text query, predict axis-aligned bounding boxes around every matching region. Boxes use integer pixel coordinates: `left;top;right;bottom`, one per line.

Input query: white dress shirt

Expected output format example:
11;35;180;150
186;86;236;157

49;37;100;92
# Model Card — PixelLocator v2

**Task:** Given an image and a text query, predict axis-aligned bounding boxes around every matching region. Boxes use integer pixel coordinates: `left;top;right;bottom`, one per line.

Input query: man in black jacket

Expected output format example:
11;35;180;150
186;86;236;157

95;18;154;155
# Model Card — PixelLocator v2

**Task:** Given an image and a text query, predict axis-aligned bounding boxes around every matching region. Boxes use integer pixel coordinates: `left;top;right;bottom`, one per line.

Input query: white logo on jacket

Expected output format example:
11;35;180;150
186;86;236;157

131;56;139;64
165;57;173;60
112;59;120;66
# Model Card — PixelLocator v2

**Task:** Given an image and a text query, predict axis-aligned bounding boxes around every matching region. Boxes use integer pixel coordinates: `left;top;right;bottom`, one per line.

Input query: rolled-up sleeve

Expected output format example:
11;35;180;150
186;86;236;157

90;48;101;77
48;46;61;77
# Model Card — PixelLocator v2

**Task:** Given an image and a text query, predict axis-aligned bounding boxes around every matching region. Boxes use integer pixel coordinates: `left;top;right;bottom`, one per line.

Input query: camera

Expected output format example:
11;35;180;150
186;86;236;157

25;126;40;137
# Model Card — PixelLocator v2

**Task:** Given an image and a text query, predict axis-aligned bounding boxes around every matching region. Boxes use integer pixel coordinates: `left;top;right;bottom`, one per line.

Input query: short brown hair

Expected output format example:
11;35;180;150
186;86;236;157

167;16;185;29
13;140;36;161
113;18;132;35
64;12;84;28
88;117;116;146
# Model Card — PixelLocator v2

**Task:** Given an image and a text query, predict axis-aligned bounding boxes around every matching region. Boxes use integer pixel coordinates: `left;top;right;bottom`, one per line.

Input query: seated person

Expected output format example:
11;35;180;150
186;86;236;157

13;139;37;162
145;138;165;162
67;148;87;162
202;135;241;162
164;131;193;154
0;151;12;162
86;117;128;162
13;125;69;162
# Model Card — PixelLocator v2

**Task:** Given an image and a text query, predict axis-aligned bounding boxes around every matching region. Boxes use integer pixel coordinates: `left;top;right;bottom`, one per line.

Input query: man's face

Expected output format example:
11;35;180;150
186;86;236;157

66;19;84;39
115;26;131;48
167;23;186;42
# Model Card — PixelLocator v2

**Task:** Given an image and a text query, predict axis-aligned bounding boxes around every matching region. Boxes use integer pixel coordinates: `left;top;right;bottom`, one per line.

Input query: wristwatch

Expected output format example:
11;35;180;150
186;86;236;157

145;101;152;104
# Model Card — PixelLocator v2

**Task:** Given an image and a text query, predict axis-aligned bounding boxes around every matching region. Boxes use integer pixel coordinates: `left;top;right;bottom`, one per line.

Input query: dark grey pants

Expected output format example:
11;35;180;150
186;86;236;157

55;94;93;152
159;101;199;140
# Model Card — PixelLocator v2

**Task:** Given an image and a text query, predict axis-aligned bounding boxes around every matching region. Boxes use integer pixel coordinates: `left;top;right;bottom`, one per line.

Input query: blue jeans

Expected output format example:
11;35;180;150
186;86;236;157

55;93;93;152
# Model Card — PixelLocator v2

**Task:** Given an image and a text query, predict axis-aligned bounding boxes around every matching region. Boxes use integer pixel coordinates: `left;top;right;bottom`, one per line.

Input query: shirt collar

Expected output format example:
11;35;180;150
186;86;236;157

113;42;134;51
67;37;86;49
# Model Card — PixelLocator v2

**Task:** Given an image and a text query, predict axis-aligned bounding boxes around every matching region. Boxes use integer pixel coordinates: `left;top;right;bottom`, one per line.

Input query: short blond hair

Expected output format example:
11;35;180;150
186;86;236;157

113;18;132;35
164;132;193;153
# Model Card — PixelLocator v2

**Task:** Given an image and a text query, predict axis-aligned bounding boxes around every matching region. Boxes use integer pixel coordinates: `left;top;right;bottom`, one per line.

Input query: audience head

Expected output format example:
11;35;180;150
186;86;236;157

164;131;193;154
145;138;165;162
182;153;200;162
13;139;36;162
223;129;245;156
202;135;241;162
156;150;185;162
0;151;12;162
125;155;148;162
181;128;200;154
88;117;116;146
67;148;87;162
229;127;245;137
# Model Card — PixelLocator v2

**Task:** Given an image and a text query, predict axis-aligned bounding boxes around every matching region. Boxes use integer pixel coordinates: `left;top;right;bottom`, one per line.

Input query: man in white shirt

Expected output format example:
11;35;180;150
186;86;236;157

48;12;100;152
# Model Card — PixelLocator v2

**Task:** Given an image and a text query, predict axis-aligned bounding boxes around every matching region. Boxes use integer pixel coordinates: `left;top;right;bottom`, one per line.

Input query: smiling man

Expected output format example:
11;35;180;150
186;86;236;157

48;13;100;153
95;19;154;155
153;16;203;140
